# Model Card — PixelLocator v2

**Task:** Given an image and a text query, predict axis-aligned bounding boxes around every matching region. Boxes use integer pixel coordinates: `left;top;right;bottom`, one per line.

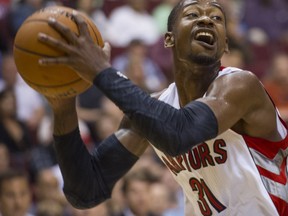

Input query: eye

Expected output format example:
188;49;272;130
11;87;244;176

211;15;222;21
187;12;199;19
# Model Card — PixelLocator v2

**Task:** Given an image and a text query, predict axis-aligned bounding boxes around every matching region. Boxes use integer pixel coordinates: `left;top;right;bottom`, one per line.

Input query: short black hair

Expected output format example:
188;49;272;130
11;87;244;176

167;1;183;32
121;168;159;194
0;169;28;194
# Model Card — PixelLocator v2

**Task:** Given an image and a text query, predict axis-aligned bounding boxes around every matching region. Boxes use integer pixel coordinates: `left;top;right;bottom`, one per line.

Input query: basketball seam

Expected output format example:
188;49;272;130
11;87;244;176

14;45;63;57
21;75;85;88
85;19;101;45
23;18;101;45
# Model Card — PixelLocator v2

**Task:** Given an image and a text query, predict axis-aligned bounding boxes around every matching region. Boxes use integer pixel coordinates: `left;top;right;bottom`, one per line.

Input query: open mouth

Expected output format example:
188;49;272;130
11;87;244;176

195;31;215;46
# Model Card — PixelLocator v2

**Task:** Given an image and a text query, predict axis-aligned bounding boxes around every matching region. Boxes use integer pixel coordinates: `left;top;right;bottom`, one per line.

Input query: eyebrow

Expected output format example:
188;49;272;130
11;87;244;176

210;2;225;15
183;1;225;14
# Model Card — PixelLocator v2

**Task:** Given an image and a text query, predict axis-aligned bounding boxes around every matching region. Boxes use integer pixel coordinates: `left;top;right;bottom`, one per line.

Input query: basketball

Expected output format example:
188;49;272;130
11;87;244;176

13;6;104;98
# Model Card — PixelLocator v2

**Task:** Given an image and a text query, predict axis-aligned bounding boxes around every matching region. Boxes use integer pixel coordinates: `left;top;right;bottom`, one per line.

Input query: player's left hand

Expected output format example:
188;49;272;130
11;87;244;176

38;12;111;84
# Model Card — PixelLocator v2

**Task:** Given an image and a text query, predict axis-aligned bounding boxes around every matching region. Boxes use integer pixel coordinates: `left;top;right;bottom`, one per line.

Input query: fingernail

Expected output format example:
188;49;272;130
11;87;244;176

38;33;46;41
39;59;45;65
48;17;56;22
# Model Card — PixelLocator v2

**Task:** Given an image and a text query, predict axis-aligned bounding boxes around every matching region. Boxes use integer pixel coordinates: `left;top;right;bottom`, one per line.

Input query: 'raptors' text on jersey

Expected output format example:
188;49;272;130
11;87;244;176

153;67;288;216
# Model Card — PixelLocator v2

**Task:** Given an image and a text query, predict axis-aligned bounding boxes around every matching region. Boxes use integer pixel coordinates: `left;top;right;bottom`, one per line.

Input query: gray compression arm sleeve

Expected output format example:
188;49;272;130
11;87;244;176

93;68;219;156
53;128;138;209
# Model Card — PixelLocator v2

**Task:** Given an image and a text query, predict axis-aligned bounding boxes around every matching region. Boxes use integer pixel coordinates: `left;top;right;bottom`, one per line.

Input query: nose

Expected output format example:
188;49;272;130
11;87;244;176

197;16;214;28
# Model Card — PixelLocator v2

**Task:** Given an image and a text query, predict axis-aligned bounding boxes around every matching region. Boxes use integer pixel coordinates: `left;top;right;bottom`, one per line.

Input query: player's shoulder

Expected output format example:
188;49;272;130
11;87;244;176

219;67;258;79
209;67;264;98
217;67;261;88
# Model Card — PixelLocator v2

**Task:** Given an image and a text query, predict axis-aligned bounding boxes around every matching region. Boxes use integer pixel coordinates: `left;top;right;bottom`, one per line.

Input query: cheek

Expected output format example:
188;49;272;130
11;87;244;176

0;196;15;209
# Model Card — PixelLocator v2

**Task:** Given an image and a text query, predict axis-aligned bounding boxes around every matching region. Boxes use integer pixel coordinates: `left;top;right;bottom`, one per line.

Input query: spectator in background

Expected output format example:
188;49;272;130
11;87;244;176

0;54;46;144
148;182;174;216
149;35;174;83
159;169;184;216
76;0;109;40
70;202;110;216
240;0;288;78
7;0;44;38
107;0;160;48
0;1;12;52
242;0;288;43
32;168;68;215
0;88;32;171
29;115;58;181
112;39;168;93
115;168;160;216
94;97;123;144
218;0;245;42
0;169;33;216
35;199;64;216
150;0;180;84
221;38;251;69
262;52;288;123
0;51;2;78
0;143;10;173
76;86;104;144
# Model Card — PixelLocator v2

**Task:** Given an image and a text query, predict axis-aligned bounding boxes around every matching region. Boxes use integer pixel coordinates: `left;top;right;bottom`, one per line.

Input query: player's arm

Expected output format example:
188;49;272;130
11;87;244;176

38;17;218;157
39;14;278;157
47;97;148;209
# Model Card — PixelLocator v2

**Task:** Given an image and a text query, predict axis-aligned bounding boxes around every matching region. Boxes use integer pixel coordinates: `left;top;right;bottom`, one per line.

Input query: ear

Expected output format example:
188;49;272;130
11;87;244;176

224;37;229;53
164;32;175;48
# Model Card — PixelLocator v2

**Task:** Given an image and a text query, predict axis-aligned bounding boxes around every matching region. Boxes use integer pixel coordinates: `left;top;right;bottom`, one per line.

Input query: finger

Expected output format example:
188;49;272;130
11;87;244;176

103;42;111;59
72;11;91;39
39;56;70;65
38;32;72;53
47;17;79;44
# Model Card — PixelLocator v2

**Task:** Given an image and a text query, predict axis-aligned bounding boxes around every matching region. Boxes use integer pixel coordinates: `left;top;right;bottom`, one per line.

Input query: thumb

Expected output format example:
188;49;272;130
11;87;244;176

103;42;111;60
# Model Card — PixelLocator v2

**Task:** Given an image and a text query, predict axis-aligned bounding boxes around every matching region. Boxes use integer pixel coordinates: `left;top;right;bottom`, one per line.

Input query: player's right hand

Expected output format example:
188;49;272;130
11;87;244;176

38;13;112;84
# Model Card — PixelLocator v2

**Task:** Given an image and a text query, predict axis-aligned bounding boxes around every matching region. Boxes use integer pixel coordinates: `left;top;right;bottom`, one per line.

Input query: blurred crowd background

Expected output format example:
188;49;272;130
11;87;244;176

0;0;288;215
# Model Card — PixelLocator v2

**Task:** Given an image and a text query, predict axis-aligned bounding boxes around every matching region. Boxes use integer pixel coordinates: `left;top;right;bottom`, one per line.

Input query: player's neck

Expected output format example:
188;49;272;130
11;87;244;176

174;61;220;106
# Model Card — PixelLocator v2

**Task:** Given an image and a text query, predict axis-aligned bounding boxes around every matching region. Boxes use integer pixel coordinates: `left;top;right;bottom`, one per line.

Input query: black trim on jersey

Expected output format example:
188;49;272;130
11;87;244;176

53;128;138;209
94;67;219;156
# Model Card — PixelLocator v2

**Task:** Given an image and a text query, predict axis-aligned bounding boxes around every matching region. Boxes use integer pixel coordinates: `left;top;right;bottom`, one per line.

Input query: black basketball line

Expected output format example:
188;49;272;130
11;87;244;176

14;13;99;90
21;73;84;88
21;17;101;47
14;45;62;58
84;19;101;45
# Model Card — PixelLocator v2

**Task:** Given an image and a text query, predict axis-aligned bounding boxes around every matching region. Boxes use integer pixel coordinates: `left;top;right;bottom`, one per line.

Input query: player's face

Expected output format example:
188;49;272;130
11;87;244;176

168;0;228;65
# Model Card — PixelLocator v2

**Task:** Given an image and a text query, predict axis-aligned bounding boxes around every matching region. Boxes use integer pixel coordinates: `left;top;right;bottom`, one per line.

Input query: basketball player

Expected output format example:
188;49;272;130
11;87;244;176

38;0;288;215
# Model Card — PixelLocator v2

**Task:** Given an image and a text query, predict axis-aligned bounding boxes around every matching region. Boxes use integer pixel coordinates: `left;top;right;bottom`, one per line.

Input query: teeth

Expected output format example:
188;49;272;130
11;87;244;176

195;32;214;44
196;32;213;38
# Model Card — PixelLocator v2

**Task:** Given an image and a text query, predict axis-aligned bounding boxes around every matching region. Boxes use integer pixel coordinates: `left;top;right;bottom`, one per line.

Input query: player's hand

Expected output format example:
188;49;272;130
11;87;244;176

38;12;111;84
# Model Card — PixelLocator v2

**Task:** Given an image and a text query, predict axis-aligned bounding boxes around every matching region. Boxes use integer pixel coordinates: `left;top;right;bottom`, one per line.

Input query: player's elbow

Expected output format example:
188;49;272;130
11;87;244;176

155;132;196;157
64;191;109;209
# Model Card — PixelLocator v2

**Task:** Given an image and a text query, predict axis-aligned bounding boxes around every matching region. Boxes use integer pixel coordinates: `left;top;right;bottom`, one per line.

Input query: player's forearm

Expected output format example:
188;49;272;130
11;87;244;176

53;127;140;209
47;97;78;136
53;128;107;208
94;68;218;156
115;129;149;157
53;106;78;135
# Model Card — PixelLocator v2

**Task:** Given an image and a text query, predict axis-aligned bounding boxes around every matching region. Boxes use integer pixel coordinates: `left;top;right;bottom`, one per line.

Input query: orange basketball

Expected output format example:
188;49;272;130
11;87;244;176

13;6;104;98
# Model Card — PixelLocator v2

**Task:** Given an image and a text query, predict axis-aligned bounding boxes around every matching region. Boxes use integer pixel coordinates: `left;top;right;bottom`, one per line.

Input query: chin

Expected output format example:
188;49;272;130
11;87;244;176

189;54;216;65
